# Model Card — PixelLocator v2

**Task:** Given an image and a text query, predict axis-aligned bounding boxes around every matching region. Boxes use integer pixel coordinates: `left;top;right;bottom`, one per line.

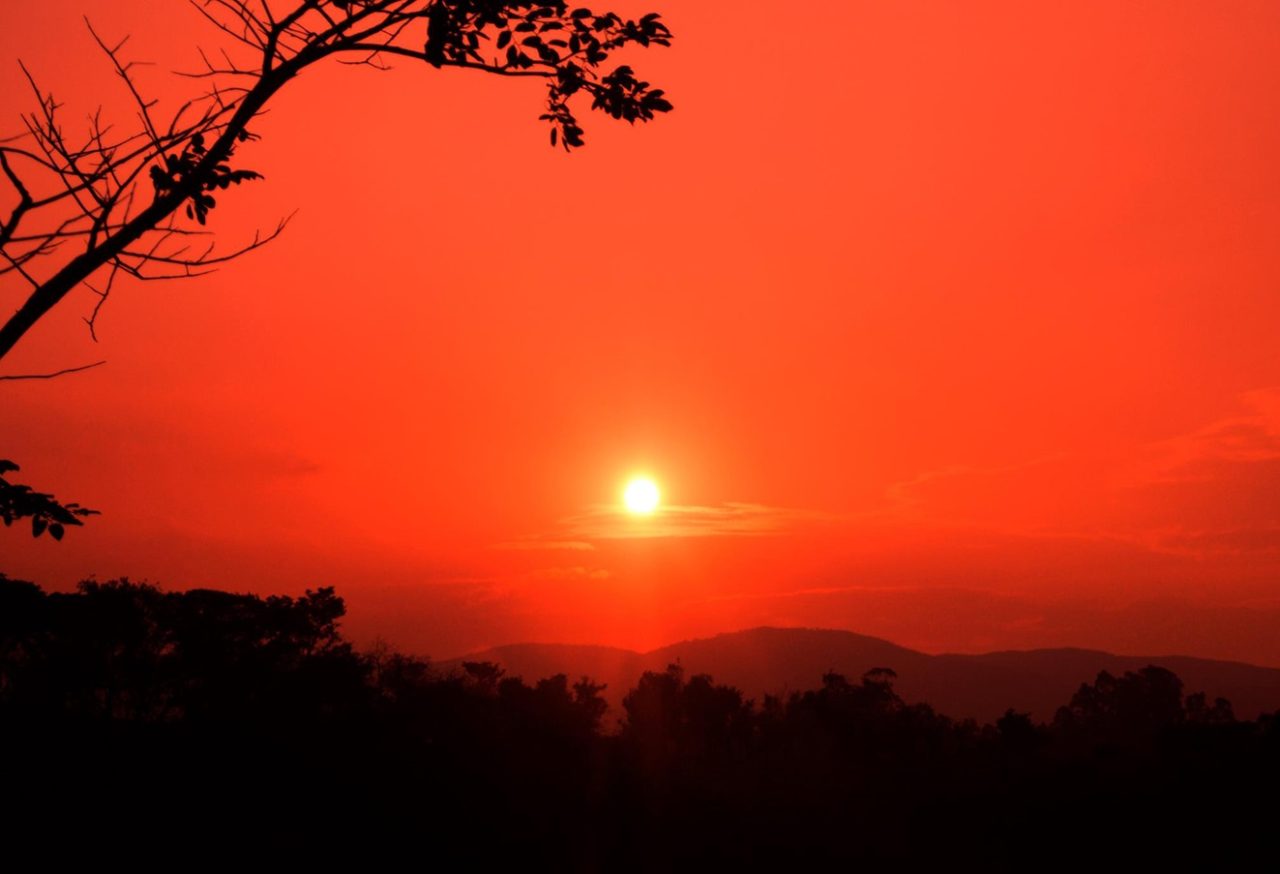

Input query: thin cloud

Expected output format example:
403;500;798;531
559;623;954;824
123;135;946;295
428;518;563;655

492;539;597;552
1134;386;1280;481
884;454;1071;512
879;387;1280;560
527;566;613;582
562;502;833;540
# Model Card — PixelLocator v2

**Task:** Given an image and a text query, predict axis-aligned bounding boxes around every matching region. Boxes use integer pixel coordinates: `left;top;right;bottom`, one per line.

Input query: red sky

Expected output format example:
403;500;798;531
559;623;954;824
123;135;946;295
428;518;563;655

4;1;1280;664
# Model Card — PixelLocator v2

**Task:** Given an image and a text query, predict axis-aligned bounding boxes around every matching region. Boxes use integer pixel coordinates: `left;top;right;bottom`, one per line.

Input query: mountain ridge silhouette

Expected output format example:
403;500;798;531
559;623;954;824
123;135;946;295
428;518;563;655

442;626;1280;723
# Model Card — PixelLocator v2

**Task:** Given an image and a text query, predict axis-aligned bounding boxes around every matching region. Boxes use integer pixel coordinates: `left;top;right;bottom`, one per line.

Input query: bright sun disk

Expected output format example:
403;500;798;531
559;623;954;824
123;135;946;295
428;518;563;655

623;477;660;514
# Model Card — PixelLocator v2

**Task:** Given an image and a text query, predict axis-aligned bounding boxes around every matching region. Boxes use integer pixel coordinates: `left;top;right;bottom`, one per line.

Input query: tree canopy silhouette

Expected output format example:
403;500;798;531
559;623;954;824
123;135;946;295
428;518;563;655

1054;665;1189;740
0;1;673;364
3;574;1278;867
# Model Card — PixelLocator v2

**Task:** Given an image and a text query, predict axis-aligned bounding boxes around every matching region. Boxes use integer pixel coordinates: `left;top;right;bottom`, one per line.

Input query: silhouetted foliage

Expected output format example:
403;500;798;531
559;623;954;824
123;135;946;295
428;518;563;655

995;706;1043;751
0;460;98;539
2;575;1278;868
1186;688;1236;724
1054;665;1189;742
0;1;674;366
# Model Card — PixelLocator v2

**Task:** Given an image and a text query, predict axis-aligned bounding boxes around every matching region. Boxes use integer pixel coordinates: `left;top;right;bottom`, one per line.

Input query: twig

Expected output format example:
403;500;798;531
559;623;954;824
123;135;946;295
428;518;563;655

0;359;107;381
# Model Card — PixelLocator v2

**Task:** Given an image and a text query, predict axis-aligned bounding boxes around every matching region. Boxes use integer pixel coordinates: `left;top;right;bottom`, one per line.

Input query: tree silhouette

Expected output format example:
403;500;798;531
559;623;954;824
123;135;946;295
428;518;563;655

0;1;673;365
0;576;365;721
4;574;1278;867
1053;665;1199;741
1185;689;1235;724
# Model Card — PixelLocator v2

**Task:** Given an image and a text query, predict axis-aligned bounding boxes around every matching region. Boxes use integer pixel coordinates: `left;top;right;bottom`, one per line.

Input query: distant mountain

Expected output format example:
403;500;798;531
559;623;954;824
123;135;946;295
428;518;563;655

443;627;1280;724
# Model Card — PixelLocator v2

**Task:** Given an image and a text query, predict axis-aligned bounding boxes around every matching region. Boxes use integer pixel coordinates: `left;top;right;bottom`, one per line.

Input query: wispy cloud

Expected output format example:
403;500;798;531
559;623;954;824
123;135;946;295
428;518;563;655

1134;386;1280;481
527;566;613;582
492;539;597;552
879;387;1280;559
561;502;833;540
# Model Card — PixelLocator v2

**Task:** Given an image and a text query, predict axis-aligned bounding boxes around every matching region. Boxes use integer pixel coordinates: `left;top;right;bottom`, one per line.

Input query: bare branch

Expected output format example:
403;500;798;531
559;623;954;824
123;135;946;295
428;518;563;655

0;151;34;248
0;359;107;381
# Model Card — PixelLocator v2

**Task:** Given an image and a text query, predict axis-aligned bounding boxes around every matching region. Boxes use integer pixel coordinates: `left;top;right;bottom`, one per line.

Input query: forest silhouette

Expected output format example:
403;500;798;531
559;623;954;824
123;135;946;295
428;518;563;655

3;574;1277;868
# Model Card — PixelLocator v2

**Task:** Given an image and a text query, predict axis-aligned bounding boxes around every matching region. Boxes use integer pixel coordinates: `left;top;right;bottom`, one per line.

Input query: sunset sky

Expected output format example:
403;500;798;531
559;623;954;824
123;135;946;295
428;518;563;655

4;1;1280;664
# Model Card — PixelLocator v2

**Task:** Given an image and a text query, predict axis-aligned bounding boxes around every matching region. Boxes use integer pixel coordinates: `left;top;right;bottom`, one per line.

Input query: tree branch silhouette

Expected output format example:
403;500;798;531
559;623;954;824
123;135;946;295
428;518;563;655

0;359;107;381
0;0;673;363
0;460;99;540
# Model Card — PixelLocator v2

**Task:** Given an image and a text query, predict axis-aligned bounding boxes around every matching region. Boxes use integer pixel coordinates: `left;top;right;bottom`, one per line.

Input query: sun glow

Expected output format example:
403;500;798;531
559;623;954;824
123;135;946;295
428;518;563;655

623;477;661;514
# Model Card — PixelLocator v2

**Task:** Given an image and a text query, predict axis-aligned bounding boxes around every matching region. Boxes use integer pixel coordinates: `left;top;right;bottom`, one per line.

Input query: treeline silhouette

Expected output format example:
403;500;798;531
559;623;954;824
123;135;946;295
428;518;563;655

2;576;1277;868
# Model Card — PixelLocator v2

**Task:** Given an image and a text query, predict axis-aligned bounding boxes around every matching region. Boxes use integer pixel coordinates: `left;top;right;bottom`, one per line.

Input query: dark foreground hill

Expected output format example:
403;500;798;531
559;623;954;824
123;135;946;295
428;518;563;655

448;626;1280;723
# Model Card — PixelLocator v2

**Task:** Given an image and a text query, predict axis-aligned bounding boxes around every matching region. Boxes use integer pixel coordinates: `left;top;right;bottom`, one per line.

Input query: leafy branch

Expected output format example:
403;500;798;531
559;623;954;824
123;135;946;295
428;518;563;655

0;460;100;540
0;1;674;365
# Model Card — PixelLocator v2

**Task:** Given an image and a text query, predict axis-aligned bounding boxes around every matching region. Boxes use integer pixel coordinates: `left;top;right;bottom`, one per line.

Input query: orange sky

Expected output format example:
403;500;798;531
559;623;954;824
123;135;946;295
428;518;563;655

4;1;1280;664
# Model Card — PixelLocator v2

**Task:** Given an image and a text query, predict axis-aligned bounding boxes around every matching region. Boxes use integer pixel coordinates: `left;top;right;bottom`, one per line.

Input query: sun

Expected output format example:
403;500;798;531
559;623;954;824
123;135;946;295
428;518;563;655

623;477;661;514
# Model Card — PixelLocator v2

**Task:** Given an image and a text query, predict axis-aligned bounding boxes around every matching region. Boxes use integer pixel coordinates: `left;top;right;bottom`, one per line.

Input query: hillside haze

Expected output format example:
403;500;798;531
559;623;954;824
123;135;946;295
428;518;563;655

446;627;1280;724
